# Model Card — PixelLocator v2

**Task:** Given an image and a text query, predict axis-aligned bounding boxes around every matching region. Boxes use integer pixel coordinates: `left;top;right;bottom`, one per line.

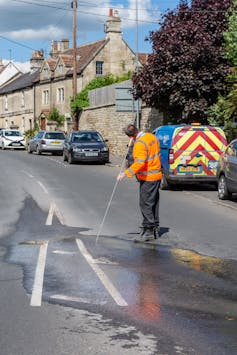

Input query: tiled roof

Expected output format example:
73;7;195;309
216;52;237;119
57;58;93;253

46;58;57;71
63;39;107;74
59;55;73;68
0;70;40;94
138;53;149;66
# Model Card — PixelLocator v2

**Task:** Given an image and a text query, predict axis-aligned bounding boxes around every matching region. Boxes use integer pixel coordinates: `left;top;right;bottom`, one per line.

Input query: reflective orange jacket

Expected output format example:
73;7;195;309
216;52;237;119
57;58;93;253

125;132;162;181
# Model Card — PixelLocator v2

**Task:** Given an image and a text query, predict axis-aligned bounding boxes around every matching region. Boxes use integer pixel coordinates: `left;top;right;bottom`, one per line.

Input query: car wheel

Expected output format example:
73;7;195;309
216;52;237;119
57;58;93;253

27;144;32;154
36;146;41;155
218;175;230;200
68;152;74;164
63;151;67;161
160;175;170;190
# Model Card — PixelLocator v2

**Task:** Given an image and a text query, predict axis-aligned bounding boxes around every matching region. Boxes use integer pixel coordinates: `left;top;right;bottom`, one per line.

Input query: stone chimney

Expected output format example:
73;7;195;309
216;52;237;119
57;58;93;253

105;9;122;39
61;38;69;51
30;50;44;71
50;40;61;58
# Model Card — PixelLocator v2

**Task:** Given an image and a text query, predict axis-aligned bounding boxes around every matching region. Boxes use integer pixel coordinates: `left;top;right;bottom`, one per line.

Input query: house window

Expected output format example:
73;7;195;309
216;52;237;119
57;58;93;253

43;67;49;78
57;88;64;103
43;90;49;105
5;95;8;111
21;91;25;107
96;61;104;76
58;64;64;75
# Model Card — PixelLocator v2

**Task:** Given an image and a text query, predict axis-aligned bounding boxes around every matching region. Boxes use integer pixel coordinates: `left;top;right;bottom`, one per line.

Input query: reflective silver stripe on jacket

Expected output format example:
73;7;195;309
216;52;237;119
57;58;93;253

128;168;135;176
134;158;146;163
138;169;161;175
147;152;160;161
134;147;160;163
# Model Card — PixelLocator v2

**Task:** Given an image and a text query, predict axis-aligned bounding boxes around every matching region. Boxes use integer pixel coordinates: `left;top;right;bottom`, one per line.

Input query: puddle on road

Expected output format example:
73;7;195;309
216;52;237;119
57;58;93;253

171;248;237;283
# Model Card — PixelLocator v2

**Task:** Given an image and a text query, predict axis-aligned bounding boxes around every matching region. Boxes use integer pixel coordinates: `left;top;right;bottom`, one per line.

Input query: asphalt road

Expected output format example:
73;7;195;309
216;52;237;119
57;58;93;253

0;150;237;355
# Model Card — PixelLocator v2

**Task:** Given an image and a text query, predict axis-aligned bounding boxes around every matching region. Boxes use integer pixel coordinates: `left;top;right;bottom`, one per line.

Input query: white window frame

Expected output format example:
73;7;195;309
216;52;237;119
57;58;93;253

58;64;64;75
43;67;49;78
43;89;49;105
57;87;64;103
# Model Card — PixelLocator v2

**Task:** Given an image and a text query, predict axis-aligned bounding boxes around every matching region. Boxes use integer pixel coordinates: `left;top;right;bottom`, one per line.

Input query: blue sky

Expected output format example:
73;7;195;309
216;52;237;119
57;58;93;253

0;0;181;63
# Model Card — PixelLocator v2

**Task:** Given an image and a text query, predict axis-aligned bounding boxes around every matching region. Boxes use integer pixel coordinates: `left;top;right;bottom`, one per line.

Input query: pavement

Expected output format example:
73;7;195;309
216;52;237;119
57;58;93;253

108;154;124;167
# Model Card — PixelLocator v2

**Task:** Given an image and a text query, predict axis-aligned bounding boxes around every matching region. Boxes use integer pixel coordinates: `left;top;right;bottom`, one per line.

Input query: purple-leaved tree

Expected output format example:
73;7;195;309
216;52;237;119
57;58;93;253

133;0;233;123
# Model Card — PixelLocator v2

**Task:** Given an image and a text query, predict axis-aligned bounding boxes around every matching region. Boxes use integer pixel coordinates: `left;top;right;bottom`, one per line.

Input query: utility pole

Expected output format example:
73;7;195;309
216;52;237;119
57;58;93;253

72;0;78;130
135;0;140;129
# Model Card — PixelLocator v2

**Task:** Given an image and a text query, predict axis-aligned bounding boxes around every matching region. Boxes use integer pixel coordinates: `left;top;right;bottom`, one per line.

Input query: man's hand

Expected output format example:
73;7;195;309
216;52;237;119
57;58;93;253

117;172;126;181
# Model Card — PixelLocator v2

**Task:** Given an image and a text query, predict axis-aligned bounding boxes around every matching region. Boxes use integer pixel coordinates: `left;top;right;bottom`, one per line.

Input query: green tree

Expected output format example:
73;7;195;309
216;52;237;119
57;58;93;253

132;0;232;123
208;0;237;141
70;72;131;115
47;107;65;128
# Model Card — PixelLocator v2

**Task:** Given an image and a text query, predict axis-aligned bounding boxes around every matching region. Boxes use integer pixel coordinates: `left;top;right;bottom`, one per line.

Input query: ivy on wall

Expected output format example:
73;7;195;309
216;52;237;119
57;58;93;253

70;72;131;115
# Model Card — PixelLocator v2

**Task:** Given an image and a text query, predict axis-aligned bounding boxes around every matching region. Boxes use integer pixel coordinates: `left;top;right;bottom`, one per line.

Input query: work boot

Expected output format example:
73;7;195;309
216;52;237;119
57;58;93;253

153;226;161;239
134;227;154;242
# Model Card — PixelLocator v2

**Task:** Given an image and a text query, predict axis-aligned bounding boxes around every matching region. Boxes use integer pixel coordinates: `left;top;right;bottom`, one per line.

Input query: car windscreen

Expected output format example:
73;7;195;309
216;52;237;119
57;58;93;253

4;131;22;137
45;132;65;140
72;132;103;143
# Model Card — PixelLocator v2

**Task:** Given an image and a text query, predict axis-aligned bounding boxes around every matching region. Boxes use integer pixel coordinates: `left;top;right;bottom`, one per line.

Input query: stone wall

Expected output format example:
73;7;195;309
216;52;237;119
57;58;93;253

79;103;163;157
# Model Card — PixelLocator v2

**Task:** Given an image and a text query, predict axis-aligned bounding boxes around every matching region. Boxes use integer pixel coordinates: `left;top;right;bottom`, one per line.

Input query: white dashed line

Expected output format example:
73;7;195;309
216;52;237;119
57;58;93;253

30;242;48;307
76;239;128;307
52;250;77;255
36;180;48;194
20;170;34;178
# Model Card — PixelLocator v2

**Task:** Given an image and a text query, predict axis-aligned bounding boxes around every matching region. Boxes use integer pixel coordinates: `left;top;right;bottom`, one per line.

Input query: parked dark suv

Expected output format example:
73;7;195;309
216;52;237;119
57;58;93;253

63;130;109;164
216;138;237;200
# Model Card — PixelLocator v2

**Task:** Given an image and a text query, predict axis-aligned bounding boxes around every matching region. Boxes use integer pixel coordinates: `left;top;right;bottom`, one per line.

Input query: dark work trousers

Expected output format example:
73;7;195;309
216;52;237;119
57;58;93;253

139;180;161;229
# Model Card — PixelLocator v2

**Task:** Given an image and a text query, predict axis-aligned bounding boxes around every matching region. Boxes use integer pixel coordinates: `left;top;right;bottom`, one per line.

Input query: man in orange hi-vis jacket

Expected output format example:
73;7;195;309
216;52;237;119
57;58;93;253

117;124;162;242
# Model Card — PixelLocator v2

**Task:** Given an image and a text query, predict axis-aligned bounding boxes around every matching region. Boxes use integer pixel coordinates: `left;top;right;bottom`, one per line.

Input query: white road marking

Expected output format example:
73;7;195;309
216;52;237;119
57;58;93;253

30;242;48;307
54;204;65;225
46;203;55;225
50;294;106;305
52;250;77;255
76;239;128;307
46;202;65;225
20;170;34;178
36;180;48;194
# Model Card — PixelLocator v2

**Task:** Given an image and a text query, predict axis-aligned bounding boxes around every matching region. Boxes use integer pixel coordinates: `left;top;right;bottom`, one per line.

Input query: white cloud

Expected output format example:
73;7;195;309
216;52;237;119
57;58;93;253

0;0;160;61
4;26;65;41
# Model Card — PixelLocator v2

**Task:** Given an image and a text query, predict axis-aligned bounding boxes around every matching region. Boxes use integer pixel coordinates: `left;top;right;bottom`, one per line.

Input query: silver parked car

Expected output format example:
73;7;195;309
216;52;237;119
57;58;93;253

216;138;237;200
27;130;65;155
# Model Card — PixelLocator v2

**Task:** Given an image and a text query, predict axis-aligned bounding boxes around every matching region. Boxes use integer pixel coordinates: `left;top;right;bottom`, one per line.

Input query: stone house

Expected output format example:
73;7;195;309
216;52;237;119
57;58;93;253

0;9;145;132
0;70;39;131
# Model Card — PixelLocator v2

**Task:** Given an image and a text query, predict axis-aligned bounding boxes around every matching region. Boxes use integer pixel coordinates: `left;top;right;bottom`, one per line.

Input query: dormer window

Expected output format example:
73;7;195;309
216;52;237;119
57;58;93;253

58;64;64;75
43;67;49;78
96;61;104;76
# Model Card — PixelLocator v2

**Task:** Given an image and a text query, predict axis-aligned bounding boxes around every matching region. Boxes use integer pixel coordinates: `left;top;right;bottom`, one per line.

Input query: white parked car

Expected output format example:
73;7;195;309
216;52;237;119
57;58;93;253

0;129;26;150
